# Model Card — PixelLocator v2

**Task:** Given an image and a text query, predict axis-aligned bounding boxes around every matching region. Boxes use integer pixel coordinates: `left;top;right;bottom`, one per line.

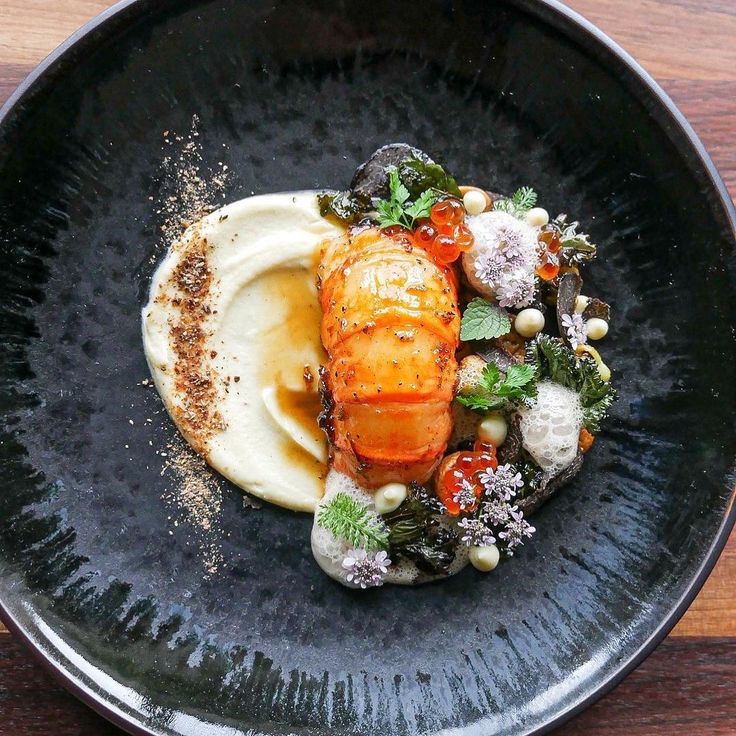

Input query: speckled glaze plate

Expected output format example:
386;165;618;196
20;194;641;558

1;1;735;735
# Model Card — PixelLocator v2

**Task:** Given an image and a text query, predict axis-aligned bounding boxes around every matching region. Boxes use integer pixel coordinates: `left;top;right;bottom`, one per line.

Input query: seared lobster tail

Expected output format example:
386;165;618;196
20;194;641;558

317;228;460;488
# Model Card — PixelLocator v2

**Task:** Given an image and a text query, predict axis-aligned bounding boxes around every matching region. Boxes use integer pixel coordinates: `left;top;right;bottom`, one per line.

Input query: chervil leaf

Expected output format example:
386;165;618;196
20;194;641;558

460;298;512;341
389;168;411;205
405;189;437;221
456;360;537;414
456;393;505;412
317;492;389;551
375;167;439;230
480;362;502;392
503;363;535;389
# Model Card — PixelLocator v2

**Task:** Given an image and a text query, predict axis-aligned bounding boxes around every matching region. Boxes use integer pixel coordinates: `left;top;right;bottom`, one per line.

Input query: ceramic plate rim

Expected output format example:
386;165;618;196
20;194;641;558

0;1;734;735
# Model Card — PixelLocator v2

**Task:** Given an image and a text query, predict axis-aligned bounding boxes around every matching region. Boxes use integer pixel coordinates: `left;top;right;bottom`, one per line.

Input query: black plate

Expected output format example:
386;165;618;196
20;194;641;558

1;1;735;735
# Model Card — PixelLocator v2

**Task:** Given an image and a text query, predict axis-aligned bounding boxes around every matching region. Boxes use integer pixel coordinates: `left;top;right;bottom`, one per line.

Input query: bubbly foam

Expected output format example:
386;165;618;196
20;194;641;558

518;379;583;475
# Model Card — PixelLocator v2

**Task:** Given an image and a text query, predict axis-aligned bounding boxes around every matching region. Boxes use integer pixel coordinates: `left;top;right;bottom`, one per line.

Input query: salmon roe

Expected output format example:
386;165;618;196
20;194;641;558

451;223;475;252
430;198;465;227
536;250;560;280
432;234;461;264
539;227;561;254
437;446;498;516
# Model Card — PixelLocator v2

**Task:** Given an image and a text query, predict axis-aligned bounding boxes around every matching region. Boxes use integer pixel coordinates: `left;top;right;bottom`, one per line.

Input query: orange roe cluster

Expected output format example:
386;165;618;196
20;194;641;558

384;198;475;265
437;441;498;516
536;224;562;281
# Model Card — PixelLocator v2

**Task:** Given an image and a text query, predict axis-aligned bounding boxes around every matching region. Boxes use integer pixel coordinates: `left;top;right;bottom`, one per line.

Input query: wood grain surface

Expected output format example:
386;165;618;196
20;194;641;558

0;0;734;734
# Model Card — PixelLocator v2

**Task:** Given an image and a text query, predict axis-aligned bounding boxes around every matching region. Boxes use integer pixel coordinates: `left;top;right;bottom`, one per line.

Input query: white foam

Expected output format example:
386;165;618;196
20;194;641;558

518;379;583;475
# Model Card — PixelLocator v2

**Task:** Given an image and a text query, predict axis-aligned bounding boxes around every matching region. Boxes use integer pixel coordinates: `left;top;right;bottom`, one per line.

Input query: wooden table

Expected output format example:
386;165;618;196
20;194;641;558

0;1;734;733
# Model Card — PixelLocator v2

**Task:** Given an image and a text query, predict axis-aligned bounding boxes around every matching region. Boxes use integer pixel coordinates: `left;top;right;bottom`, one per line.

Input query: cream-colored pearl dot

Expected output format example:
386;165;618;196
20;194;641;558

463;190;487;216
373;483;407;514
514;308;545;338
469;544;500;571
477;413;508;447
525;207;549;227
574;295;590;314
586;317;609;340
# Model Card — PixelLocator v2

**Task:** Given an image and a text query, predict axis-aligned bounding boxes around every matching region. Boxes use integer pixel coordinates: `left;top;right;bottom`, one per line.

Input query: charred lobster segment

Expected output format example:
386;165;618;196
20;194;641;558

317;228;461;488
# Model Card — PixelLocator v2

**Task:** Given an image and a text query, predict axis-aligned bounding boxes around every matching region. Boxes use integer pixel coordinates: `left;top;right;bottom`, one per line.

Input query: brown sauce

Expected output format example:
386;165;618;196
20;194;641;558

255;266;328;482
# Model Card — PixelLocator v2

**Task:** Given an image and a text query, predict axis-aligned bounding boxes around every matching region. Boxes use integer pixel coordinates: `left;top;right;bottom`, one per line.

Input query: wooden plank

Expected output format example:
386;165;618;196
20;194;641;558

0;632;734;735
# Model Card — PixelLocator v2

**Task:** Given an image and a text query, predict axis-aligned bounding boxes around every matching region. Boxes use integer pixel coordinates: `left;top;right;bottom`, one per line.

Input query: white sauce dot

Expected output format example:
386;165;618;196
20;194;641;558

373;482;407;514
586;317;609;340
514;308;546;338
525;207;549;227
463;190;487;216
477;413;508;446
469;544;500;571
574;295;590;314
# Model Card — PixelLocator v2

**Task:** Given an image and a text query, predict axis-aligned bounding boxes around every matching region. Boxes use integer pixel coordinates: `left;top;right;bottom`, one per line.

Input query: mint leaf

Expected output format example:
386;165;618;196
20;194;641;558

460;298;512;341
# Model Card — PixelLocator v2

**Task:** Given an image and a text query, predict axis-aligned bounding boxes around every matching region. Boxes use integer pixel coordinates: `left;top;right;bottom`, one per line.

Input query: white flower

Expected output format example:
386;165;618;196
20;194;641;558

479;463;524;501
342;548;391;588
452;478;479;511
561;313;588;349
482;498;512;526
457;517;496;547
498;508;536;555
465;211;540;309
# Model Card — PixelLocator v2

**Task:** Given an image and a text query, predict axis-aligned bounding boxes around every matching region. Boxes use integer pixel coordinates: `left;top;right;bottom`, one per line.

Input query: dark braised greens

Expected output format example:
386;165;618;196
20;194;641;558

527;334;616;433
318;143;460;226
382;483;458;576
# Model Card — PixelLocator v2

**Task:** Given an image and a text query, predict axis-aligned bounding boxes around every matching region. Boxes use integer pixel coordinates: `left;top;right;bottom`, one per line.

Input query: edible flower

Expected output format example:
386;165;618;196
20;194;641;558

342;549;392;588
561;313;588;349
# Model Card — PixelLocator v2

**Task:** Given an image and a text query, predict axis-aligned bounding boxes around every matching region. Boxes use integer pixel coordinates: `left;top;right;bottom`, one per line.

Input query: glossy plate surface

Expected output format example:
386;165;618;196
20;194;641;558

0;1;734;735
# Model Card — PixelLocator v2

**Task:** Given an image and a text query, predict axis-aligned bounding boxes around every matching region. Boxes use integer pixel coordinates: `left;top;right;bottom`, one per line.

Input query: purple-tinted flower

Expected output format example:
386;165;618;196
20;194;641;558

479;463;524;501
561;313;587;349
498;508;536;555
482;498;512;526
457;517;496;547
452;478;478;511
342;549;391;588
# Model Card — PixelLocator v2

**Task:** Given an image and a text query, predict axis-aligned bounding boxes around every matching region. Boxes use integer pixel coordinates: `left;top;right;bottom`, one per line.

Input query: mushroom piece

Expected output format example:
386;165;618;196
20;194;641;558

350;143;433;201
582;297;611;322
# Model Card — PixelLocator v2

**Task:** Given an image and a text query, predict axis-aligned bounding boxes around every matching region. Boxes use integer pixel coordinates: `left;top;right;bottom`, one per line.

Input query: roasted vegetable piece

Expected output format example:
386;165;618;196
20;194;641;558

317;228;461;487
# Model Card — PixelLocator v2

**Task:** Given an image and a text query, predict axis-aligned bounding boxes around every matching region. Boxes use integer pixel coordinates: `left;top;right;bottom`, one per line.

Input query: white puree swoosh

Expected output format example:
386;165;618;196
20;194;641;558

142;192;345;512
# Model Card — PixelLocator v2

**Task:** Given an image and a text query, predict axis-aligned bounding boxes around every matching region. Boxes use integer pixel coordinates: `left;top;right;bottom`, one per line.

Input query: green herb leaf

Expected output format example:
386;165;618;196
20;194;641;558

375;166;439;230
317;492;389;551
460;298;512;341
456;360;537;414
503;363;536;389
494;186;538;219
405;189;437;221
